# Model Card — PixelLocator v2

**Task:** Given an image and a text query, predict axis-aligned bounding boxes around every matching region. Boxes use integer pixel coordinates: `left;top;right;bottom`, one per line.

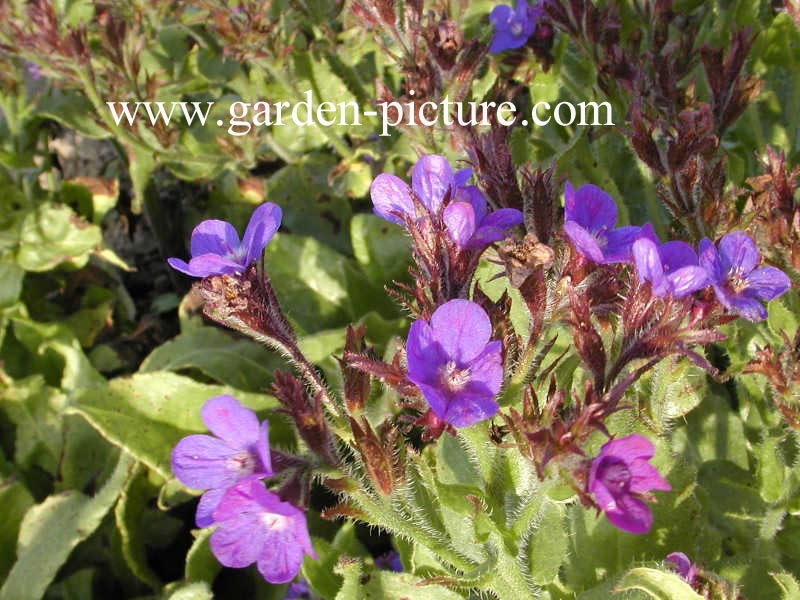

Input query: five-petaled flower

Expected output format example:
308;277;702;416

632;237;709;298
489;1;545;53
171;395;273;527
588;434;671;534
210;479;316;584
699;231;791;322
406;299;503;428
168;202;282;278
665;552;698;586
370;155;522;249
563;182;652;264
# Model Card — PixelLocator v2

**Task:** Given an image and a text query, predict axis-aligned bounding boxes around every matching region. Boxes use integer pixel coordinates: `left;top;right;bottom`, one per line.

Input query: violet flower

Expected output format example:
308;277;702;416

443;192;524;249
665;552;698;586
168;202;282;278
283;578;311;599
210;479;316;584
171;395;273;527
588;434;671;534
371;155;522;248
374;550;403;572
489;1;545;53
699;231;791;322
406;299;503;428
632;237;709;298
563;182;653;264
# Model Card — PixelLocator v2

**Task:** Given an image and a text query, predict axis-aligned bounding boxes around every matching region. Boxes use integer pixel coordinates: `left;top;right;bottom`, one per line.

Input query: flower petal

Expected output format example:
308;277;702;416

196;487;225;527
660;241;698;270
564;182;617;232
190;219;240;257
563;221;605;263
371;173;415;225
257;533;305;584
666;266;708;298
201;395;261;450
443;201;477;248
744;266;791;301
633;238;666;296
412;155;453;213
466;340;503;397
600;434;655;461
628;458;671;493
171;434;244;490
256;420;273;476
721;290;767;322
413;381;450;425
719;231;759;276
444;391;499;428
242;202;282;266
602;225;642;263
430;299;492;364
406;320;447;384
698;238;723;285
489;3;513;26
183;254;246;277
454;185;488;222
604;493;653;534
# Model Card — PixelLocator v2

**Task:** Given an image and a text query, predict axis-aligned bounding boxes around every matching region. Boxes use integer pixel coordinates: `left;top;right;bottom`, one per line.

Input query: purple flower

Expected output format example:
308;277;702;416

665;552;698;586
210;479;316;584
699;231;791;322
632;237;709;298
168;202;282;277
563;182;652;264
406;299;503;428
283;578;311;599
588;434;671;534
171;395;273;527
443;192;524;249
26;62;42;80
489;1;545;53
374;550;403;572
371;155;522;248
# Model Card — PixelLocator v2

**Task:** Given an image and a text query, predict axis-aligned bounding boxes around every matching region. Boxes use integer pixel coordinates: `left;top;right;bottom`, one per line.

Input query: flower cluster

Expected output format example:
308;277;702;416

489;0;548;53
370;154;523;250
563;182;791;320
171;396;315;584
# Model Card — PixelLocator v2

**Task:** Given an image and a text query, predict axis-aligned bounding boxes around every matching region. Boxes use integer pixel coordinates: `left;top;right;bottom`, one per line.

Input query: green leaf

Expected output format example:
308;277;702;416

16;204;102;272
528;500;568;585
163;581;214;600
0;260;24;308
0;480;34;581
350;213;411;287
302;521;366;599
614;567;704;600
67;372;277;479
0;453;135;600
139;326;283;392
772;572;800;599
337;568;465;600
184;528;221;585
114;464;162;590
36;94;110;140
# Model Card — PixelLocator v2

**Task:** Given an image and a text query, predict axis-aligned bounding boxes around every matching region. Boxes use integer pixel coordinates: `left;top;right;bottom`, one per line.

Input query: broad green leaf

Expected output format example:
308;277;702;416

0;260;24;308
302;521;367;599
184;528;221;585
772;572;800;599
36;94;110;140
0;480;34;581
350;213;411;287
68;372;277;479
114;464;161;590
140;326;283;391
16;204;102;272
163;581;214;600
0;453;135;600
615;568;703;599
528;500;568;585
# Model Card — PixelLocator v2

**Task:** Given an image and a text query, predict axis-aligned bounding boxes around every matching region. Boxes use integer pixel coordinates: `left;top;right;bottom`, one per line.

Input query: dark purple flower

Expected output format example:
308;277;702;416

168;202;282;277
283;577;311;599
210;479;316;584
563;182;653;264
371;155;522;248
699;231;791;322
26;62;42;80
374;550;403;572
632;237;709;298
588;434;671;534
406;299;503;428
665;552;698;586
489;1;545;53
171;395;273;527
